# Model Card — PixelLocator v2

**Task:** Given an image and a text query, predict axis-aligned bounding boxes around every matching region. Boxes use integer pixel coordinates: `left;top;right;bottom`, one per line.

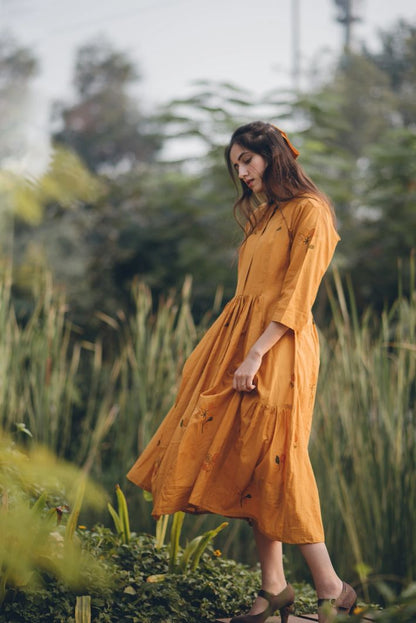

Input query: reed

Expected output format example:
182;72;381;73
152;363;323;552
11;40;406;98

111;276;197;469
0;266;80;455
310;265;416;584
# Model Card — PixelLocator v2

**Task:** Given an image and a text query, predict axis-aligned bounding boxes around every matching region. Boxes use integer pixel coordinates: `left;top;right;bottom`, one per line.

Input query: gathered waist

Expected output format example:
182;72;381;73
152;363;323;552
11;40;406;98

224;293;314;331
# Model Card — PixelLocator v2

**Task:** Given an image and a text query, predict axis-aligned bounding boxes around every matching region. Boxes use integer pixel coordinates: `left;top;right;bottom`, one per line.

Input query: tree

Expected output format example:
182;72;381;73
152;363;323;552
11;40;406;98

351;127;416;305
53;37;161;173
365;20;416;127
291;31;415;308
0;34;38;164
0;35;101;265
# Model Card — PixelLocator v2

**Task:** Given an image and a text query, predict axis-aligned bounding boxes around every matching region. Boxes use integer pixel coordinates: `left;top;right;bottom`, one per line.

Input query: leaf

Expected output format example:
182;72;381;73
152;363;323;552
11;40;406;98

180;536;203;572
64;475;86;547
189;522;228;572
123;585;137;594
146;574;166;583
15;422;33;438
168;511;185;573
107;502;122;536
115;484;130;544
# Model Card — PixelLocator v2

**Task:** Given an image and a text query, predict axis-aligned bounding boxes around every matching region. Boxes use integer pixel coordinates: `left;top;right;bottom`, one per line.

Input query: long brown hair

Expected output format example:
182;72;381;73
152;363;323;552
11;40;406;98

225;121;332;236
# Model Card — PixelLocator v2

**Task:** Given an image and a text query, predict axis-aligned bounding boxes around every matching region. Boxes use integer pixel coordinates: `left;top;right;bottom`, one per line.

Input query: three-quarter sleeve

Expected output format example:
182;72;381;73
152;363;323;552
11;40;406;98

271;198;340;332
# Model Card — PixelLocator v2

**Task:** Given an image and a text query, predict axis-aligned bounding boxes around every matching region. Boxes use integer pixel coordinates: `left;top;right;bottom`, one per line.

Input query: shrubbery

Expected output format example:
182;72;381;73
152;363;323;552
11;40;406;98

1;523;325;622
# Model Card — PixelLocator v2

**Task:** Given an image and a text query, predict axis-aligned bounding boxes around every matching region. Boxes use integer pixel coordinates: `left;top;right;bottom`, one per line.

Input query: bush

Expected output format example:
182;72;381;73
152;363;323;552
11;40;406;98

0;526;319;622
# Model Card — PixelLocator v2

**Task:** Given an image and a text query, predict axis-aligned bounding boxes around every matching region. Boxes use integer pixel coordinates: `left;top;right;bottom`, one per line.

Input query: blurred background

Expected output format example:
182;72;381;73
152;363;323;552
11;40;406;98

0;0;415;589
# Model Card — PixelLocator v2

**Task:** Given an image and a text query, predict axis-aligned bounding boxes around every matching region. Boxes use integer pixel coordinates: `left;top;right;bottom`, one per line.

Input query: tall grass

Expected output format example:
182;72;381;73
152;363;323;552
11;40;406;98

0;266;80;455
0;261;414;584
109;276;198;472
311;266;416;583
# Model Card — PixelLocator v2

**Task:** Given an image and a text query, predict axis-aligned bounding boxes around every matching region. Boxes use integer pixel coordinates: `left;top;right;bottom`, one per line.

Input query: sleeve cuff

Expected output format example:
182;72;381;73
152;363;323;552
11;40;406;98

271;306;310;333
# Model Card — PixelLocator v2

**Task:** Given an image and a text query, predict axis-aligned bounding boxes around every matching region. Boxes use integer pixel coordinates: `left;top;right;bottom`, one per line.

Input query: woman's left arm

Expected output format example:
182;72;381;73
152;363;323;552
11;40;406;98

233;198;340;393
232;320;289;392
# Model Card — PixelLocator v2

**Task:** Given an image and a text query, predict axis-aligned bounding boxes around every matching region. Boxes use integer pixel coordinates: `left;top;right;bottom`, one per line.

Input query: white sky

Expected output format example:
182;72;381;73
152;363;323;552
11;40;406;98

3;0;416;106
1;0;415;174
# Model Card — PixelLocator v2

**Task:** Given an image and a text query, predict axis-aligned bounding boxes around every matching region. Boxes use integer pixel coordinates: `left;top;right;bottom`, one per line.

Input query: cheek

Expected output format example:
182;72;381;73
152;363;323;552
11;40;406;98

255;158;267;177
253;161;266;177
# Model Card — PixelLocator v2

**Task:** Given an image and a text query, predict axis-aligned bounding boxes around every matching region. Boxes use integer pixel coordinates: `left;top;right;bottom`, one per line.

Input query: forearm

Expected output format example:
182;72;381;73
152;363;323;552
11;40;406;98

233;321;290;392
249;321;290;358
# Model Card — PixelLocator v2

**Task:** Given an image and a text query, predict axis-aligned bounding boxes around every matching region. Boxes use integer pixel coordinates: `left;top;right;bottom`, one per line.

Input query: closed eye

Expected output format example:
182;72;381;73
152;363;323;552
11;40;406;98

234;157;252;173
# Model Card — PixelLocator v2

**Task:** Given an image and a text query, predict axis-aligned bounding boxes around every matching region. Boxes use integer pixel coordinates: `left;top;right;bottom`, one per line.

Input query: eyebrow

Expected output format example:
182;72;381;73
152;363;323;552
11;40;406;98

233;150;250;169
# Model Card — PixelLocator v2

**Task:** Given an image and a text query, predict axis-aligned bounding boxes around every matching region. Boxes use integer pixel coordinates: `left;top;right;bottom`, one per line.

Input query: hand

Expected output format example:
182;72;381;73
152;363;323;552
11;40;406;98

232;351;262;392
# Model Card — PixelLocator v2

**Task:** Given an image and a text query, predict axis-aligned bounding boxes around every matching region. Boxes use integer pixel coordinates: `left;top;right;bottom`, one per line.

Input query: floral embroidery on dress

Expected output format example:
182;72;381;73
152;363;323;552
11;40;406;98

275;454;286;467
299;228;316;249
201;452;219;472
239;492;252;507
200;408;214;432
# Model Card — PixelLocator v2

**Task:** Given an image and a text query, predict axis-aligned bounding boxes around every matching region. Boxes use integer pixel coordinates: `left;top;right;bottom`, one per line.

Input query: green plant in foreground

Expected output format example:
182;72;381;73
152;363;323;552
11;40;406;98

0;526;265;622
6;518;416;622
107;484;131;544
75;595;91;623
118;487;229;576
0;430;110;606
334;581;416;623
143;489;170;549
166;510;228;575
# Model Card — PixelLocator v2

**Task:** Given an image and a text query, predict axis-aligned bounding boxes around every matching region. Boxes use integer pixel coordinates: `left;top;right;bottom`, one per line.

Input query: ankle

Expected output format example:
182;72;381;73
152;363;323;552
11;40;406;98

261;580;288;596
316;578;343;600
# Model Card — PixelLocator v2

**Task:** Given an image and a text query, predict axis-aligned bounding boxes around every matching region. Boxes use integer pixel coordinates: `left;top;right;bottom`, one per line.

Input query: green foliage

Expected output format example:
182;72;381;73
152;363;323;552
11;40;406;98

53;36;161;173
3;515;416;622
0;34;38;165
334;582;416;623
366;20;416;126
309;267;416;583
291;22;416;309
0;265;201;514
0;265;114;462
6;22;416;322
13;520;416;622
0;431;109;606
107;484;131;545
1;260;416;583
65;476;88;548
350;128;416;306
155;514;170;550
168;511;185;573
0;145;104;226
75;596;91;623
0;525;265;623
165;510;228;574
117;490;228;575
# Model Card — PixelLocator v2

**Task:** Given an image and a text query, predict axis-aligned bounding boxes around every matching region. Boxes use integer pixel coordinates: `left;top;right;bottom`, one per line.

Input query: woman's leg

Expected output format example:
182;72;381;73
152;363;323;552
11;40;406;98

298;543;343;598
248;525;288;615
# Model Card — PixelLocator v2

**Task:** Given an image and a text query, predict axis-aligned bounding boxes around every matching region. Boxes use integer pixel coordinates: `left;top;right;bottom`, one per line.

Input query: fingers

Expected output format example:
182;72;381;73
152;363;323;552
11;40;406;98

232;374;256;392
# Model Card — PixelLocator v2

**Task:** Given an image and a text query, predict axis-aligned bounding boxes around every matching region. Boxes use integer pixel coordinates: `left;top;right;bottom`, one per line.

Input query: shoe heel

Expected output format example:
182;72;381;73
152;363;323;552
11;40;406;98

279;602;294;623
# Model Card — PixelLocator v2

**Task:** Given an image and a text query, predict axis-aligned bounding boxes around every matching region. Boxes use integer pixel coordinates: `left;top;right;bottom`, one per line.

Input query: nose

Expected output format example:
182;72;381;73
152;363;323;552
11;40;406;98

238;164;248;180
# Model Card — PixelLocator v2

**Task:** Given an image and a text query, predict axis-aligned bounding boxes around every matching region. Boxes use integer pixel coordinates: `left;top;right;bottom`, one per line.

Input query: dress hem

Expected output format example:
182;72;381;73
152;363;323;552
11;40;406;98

127;477;324;545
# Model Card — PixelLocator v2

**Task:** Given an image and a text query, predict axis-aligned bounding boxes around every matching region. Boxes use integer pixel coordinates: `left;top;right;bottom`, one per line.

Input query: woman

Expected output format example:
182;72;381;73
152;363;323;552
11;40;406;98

127;121;356;623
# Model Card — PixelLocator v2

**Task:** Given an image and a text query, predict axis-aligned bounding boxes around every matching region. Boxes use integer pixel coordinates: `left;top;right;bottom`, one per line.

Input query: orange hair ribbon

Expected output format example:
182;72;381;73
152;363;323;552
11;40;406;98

271;125;300;159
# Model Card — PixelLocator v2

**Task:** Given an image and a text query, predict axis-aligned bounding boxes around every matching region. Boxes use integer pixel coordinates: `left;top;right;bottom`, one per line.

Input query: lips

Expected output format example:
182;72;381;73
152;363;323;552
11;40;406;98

245;179;254;188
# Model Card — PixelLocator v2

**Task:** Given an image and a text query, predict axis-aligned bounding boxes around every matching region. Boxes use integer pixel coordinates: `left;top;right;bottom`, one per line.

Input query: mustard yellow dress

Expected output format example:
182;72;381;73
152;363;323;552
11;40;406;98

127;196;340;544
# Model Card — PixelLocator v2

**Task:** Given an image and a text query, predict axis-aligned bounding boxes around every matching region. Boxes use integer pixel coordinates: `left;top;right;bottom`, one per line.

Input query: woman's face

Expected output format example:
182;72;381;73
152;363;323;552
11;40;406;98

229;143;268;194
